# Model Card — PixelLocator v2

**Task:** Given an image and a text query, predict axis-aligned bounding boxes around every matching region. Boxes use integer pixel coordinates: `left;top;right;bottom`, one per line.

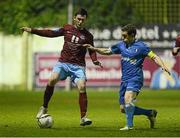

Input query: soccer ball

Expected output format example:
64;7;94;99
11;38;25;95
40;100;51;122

37;114;53;128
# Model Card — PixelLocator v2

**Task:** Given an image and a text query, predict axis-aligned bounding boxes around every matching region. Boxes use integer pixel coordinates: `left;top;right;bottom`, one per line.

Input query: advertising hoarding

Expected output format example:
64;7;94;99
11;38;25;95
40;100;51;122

34;50;180;89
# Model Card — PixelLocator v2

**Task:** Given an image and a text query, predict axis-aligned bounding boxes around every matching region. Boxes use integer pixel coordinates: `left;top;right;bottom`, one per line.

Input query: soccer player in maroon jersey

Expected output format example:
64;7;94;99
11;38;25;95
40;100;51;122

172;35;180;56
21;8;102;126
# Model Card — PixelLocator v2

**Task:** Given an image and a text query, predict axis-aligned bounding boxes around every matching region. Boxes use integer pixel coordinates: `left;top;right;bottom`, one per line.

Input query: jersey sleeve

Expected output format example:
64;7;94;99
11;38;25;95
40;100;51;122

110;43;121;54
141;43;151;56
88;35;98;61
31;27;64;37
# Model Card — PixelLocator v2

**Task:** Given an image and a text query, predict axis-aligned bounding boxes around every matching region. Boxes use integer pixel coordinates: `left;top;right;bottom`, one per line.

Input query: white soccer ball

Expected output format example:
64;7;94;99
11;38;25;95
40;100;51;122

37;114;53;128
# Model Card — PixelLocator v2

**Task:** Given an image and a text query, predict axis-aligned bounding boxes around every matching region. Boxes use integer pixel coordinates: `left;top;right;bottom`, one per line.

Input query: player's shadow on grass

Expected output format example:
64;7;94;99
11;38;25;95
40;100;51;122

51;126;118;131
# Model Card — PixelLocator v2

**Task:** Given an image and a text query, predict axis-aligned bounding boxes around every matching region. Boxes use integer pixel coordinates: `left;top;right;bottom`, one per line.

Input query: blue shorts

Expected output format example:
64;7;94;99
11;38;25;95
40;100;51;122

119;81;143;105
52;62;86;84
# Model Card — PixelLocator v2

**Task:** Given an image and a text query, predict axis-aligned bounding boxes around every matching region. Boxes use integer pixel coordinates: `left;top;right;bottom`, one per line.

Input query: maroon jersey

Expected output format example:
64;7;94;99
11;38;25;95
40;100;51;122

31;24;97;66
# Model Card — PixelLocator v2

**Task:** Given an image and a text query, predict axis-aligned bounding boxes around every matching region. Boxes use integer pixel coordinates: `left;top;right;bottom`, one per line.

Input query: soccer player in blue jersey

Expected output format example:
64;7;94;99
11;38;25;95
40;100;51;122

83;24;170;130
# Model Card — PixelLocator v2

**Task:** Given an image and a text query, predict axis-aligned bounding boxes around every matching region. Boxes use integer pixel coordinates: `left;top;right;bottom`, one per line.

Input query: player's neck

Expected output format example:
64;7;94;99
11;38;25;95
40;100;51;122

126;39;136;46
74;25;84;30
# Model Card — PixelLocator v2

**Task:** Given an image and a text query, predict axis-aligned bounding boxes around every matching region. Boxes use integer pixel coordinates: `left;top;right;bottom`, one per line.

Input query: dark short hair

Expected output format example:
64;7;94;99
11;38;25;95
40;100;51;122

75;8;88;18
121;24;136;37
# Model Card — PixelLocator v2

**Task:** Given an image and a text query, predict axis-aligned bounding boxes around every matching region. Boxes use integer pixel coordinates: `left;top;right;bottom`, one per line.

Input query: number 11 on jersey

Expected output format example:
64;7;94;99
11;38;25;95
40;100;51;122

71;35;79;43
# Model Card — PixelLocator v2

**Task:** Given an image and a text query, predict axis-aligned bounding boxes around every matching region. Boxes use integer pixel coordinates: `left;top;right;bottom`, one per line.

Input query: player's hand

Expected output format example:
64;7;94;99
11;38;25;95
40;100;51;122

162;67;175;86
93;60;103;68
162;67;171;75
172;47;180;56
20;27;32;33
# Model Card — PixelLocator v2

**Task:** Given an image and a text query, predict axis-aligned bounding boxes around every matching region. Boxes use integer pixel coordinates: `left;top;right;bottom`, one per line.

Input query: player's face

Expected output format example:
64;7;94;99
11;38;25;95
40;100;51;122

121;31;135;44
73;14;87;29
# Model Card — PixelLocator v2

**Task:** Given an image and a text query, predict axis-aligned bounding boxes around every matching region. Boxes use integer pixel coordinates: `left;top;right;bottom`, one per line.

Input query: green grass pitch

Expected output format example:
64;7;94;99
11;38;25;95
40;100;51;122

0;89;180;137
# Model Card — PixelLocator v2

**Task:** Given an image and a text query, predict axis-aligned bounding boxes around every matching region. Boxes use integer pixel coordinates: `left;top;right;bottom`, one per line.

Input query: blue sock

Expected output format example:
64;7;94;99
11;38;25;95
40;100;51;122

125;103;135;127
134;106;152;116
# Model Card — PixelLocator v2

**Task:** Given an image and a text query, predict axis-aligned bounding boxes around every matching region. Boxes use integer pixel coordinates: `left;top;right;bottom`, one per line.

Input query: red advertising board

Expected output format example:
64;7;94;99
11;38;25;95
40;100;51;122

34;53;66;87
86;55;121;87
34;53;121;87
34;50;180;89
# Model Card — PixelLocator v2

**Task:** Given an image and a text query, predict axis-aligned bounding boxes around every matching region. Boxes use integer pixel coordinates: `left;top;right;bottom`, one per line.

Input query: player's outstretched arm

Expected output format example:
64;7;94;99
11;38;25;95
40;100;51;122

83;44;112;55
20;27;63;37
148;51;170;75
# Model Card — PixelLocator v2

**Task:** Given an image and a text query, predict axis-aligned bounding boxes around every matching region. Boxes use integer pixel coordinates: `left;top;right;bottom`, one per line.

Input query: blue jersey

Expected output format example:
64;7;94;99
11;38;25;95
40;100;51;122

111;40;150;83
